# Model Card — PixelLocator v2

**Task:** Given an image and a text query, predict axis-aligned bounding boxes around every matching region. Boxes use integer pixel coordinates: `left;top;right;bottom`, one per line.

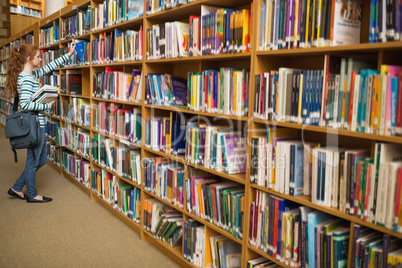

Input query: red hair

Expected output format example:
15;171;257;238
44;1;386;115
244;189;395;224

6;44;39;98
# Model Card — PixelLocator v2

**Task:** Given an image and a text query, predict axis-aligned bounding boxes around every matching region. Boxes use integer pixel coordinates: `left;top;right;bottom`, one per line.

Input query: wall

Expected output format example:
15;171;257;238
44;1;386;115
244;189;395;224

0;0;10;43
46;0;65;17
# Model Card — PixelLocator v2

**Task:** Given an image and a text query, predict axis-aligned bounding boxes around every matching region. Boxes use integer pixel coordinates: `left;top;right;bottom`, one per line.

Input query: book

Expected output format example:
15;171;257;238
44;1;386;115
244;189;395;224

31;84;59;104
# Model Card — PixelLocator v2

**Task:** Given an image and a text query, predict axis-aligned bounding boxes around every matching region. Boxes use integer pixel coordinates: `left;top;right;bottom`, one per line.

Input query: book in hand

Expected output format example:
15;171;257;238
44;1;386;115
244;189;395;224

31;84;59;104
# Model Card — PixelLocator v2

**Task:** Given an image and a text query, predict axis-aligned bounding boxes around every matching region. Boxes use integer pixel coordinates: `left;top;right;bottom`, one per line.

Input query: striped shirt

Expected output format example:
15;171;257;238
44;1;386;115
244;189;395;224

18;54;69;127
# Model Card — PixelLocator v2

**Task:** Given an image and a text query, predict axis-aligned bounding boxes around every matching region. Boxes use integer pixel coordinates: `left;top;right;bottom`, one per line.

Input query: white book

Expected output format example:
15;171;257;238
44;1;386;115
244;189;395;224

385;161;402;229
350;74;361;131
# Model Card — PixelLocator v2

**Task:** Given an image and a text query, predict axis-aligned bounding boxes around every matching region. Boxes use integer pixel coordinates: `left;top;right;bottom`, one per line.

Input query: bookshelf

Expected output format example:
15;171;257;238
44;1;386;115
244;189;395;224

1;0;402;267
10;0;44;18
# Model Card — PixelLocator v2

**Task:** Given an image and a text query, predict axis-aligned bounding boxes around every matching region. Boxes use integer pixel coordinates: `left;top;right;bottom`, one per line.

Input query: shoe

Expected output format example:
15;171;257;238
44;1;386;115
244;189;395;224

7;188;27;200
26;196;52;203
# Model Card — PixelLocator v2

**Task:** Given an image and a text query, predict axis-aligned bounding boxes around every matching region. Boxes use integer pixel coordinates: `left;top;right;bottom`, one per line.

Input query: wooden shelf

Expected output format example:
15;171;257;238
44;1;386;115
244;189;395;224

91;128;142;149
144;147;246;184
256;42;402;57
91;97;142;106
61;169;92;196
91;16;143;35
247;244;292;268
144;104;250;121
145;52;252;63
91;192;141;234
252;118;402;144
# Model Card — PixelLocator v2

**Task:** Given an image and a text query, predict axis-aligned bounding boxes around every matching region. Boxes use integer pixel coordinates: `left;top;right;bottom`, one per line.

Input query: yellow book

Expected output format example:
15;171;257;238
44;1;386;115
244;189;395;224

316;0;323;47
294;0;299;48
242;9;249;52
305;0;311;47
379;65;389;135
168;112;173;153
298;72;304;123
191;127;196;163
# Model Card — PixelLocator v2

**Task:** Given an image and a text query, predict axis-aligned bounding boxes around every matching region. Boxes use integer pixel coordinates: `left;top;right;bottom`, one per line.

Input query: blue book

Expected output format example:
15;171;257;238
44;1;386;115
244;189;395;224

290;142;304;196
259;2;266;50
391;77;398;135
332;227;350;268
356;70;367;132
307;211;333;268
183;220;188;259
127;0;143;20
172;113;186;155
171;76;187;108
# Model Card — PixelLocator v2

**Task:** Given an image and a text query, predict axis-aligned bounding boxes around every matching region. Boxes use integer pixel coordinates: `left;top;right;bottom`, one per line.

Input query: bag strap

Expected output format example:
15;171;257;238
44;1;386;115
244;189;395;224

12;96;19;113
11;148;35;163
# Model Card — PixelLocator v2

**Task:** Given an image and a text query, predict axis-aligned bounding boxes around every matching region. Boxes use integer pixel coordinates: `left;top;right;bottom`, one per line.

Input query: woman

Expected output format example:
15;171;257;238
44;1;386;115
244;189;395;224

6;43;75;203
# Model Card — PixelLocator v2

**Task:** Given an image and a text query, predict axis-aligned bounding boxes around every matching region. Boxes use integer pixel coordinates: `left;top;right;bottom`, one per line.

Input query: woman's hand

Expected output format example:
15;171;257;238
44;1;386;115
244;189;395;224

67;42;76;57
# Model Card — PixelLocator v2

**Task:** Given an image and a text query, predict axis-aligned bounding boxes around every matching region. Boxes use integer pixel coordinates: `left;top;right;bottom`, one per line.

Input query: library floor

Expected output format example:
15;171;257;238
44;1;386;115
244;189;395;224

0;128;180;268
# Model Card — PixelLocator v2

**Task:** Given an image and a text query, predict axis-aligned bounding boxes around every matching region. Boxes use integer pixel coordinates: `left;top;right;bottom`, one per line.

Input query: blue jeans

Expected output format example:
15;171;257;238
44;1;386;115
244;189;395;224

12;127;47;198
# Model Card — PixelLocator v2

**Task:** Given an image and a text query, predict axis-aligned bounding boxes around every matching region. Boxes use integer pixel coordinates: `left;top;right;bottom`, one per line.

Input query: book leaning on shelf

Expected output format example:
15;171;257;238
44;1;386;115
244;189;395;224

31;84;59;104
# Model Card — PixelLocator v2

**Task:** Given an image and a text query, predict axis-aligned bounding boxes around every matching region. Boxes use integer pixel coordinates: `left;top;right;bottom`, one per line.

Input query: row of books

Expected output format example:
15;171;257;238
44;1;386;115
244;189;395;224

60;98;91;128
145;0;195;15
143;201;183;247
145;73;187;108
56;127;91;159
143;112;186;155
46;140;61;166
146;22;189;59
62;40;91;67
258;0;362;51
40;50;60;67
254;59;402;137
91;0;143;31
208;233;242;268
250;190;350;268
39;21;59;48
254;68;324;126
40;73;60;88
93;68;143;102
183;219;205;266
60;8;91;41
369;0;402;43
351;224;402;268
10;5;42;18
91;28;143;64
187;68;250;116
196;6;252;56
91;169;141;221
185;124;247;175
186;171;245;239
21;33;34;45
143;158;185;209
62;151;91;187
92;103;142;144
60;71;82;95
44;118;59;140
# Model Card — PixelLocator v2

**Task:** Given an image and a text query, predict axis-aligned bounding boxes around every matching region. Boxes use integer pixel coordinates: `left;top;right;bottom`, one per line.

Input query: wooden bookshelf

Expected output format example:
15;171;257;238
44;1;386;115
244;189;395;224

2;0;402;267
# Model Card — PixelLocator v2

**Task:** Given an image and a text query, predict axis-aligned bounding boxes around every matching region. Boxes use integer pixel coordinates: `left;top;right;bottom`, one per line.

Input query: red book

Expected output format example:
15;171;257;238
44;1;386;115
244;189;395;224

272;197;280;259
354;161;364;217
347;71;358;127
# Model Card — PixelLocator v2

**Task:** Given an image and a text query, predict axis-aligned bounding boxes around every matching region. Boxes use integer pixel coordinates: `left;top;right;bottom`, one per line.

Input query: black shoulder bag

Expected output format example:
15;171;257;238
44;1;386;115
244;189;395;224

5;96;41;162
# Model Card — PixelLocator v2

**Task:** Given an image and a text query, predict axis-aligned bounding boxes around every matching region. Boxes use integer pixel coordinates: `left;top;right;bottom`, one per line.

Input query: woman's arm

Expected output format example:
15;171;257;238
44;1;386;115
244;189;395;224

19;77;51;111
32;54;69;79
32;43;76;79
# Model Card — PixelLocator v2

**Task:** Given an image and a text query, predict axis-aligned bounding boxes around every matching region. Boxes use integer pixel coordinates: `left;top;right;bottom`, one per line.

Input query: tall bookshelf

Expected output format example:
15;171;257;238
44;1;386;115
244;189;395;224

1;1;402;267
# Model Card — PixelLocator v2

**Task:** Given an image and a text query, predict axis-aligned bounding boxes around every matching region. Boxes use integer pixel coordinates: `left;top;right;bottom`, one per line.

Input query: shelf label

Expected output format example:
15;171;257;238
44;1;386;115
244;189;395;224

72;5;77;10
46;19;50;23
